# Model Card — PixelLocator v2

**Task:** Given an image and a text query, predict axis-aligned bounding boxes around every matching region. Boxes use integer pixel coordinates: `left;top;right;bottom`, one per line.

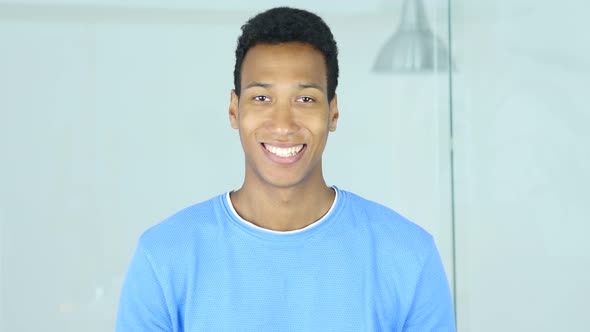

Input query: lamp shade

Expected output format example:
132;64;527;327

373;0;454;72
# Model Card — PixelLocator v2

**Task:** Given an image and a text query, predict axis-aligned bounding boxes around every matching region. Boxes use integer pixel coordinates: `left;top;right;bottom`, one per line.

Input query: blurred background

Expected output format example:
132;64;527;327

1;0;588;331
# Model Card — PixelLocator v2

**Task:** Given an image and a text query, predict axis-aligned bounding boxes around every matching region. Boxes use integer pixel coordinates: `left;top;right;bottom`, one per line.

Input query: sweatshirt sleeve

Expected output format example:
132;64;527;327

402;237;456;332
115;240;173;332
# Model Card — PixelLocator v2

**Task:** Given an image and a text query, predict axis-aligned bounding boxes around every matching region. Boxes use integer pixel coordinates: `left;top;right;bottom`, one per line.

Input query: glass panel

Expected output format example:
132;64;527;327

452;1;590;330
327;0;455;300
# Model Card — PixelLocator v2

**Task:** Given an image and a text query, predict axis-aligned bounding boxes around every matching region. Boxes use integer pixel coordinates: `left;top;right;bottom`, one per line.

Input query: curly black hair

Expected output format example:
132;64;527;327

233;7;339;102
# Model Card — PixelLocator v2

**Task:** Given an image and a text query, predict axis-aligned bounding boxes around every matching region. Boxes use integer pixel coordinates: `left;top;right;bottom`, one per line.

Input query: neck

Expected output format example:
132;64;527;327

230;177;335;232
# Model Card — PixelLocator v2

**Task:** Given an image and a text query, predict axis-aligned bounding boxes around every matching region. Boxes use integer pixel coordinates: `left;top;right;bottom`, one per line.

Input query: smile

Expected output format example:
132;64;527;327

263;143;305;158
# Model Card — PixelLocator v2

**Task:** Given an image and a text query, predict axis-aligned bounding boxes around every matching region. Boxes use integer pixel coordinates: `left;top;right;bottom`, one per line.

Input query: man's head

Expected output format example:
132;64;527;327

228;7;340;190
233;7;339;102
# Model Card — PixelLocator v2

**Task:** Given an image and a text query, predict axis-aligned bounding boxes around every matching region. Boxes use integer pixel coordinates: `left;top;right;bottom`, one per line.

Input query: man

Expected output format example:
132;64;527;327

116;7;455;331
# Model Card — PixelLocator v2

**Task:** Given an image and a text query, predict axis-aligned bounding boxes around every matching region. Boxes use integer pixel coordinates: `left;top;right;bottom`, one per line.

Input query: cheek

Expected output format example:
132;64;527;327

306;116;331;134
237;117;261;141
241;119;258;132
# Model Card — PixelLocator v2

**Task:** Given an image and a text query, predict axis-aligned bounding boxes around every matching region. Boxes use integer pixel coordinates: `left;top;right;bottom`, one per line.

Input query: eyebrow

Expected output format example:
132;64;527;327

243;81;325;93
298;82;325;93
244;82;273;90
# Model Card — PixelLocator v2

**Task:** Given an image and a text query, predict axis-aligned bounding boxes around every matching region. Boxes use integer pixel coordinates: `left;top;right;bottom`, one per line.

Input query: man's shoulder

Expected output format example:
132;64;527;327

137;193;226;252
338;189;434;249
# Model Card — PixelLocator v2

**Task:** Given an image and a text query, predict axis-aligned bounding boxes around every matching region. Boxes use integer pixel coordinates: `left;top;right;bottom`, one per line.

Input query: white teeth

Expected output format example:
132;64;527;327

264;144;304;157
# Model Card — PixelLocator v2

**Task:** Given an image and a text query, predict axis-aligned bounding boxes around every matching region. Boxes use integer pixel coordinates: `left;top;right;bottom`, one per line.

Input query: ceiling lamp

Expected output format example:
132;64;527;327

373;0;455;72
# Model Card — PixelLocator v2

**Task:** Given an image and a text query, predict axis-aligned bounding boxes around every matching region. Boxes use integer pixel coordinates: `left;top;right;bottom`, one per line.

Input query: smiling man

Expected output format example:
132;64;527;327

116;7;455;332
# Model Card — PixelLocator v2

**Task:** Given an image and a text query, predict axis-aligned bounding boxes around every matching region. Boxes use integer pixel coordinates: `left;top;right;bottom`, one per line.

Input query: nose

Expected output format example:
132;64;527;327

267;102;299;137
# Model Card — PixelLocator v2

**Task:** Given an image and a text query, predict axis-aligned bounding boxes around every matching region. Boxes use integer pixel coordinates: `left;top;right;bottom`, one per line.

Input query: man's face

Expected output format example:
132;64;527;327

229;42;339;189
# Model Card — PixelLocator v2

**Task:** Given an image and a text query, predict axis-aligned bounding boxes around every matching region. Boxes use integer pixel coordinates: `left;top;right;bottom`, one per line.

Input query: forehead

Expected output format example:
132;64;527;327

240;42;327;88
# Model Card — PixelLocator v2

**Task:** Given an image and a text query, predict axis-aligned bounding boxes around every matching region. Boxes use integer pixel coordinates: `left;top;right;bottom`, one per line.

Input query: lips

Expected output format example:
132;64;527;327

263;143;305;157
261;143;306;163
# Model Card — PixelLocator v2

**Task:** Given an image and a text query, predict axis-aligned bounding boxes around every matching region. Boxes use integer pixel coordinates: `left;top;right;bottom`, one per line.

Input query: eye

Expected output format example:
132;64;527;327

253;95;271;102
297;96;315;103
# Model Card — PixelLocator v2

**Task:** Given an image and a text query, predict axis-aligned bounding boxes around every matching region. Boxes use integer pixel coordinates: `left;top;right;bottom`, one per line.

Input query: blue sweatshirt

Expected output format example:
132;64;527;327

116;187;455;331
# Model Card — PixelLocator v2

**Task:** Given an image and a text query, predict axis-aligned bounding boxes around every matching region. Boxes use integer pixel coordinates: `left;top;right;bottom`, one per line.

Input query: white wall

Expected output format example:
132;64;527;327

0;17;244;332
453;1;590;331
0;2;454;331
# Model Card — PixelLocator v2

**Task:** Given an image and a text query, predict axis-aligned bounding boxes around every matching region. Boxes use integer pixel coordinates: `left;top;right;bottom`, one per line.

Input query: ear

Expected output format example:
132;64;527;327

229;89;239;129
328;94;339;132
